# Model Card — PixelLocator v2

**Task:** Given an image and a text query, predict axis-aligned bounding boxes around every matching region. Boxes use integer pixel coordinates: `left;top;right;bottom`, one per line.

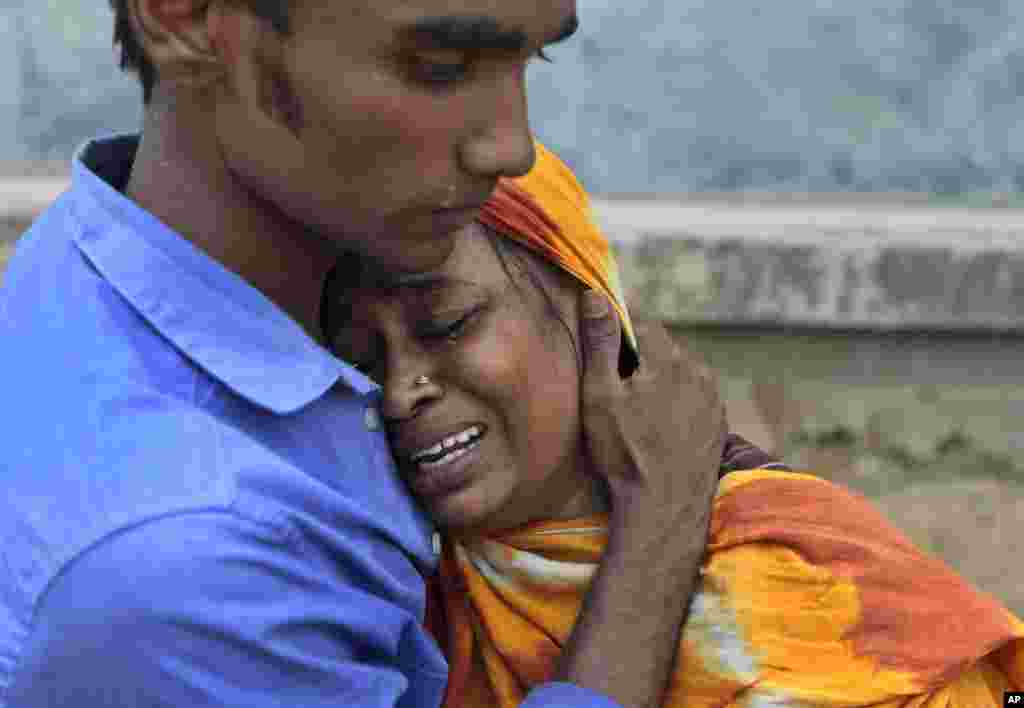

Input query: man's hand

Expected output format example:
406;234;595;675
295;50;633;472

577;289;727;536
554;289;726;708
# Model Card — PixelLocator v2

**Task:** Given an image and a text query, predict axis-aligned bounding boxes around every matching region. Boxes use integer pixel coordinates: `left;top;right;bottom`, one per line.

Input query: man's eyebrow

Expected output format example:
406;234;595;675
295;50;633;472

397;13;579;52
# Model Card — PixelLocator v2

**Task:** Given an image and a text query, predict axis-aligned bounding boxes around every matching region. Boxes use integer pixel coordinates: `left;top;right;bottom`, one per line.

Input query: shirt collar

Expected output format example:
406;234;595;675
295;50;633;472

67;134;379;412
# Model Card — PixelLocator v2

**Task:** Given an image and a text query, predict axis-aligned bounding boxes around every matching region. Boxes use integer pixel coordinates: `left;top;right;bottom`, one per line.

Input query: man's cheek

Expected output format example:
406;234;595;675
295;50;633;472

368;90;469;147
325;100;446;172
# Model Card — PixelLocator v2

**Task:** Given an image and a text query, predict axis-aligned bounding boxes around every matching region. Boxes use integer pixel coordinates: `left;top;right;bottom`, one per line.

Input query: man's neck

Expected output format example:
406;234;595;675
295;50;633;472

124;95;335;342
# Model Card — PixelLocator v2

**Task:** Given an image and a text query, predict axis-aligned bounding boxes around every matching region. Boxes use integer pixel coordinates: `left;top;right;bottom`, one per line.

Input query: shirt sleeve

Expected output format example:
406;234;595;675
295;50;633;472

5;509;446;708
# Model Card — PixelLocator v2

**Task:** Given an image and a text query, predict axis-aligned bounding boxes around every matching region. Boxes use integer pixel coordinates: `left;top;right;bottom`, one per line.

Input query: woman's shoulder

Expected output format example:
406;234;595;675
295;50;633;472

707;467;974;604
711;467;903;549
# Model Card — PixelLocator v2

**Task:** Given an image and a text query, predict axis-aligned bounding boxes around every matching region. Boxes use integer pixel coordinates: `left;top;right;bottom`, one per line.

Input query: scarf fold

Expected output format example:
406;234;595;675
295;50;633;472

478;141;639;376
431;469;1024;708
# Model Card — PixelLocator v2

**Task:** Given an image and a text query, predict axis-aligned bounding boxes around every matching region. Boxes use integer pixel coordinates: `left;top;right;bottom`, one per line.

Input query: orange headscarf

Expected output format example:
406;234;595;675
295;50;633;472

478;141;639;376
427;142;1024;708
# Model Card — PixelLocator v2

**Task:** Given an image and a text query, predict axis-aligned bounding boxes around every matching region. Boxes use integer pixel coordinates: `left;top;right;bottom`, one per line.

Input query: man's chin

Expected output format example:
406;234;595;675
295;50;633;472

300;207;461;274
367;233;457;274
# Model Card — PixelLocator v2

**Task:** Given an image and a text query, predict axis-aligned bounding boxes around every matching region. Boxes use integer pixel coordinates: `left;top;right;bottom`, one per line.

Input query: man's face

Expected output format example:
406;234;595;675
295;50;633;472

213;0;578;273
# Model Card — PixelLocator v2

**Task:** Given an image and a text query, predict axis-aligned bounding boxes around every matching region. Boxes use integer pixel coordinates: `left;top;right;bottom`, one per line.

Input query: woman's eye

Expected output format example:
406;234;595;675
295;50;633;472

420;309;477;341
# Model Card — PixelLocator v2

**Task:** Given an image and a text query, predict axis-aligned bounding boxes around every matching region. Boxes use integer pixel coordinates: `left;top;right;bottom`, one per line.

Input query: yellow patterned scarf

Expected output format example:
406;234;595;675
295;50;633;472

430;470;1024;707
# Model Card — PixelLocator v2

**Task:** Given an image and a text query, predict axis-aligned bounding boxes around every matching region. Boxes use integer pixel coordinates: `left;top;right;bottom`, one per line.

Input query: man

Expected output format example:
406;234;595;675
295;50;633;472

0;2;725;706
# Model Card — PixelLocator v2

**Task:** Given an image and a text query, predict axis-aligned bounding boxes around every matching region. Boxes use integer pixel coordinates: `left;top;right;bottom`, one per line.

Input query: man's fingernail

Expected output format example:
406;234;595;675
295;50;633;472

582;291;608;319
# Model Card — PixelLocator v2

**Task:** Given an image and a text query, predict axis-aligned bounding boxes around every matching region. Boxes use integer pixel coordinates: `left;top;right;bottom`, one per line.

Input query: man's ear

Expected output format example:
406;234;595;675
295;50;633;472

127;0;225;90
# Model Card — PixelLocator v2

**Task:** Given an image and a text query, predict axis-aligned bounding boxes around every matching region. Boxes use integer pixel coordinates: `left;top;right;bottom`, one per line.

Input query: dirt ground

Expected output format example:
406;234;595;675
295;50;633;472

870;479;1024;616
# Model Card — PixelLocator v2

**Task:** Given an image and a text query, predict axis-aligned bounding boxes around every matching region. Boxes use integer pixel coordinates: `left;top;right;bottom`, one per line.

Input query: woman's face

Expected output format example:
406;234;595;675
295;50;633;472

330;222;606;534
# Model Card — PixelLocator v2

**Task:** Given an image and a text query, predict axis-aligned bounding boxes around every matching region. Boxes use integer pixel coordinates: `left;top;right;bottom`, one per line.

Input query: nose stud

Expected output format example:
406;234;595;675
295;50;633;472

414;375;431;386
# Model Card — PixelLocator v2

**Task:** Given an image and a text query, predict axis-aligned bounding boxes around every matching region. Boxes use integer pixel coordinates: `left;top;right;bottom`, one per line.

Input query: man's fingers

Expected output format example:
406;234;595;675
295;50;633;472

632;321;720;404
579;296;714;396
579;290;623;394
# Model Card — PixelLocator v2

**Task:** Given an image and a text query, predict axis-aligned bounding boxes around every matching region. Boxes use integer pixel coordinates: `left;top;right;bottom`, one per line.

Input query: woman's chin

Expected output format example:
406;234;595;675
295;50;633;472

427;490;492;532
422;481;511;536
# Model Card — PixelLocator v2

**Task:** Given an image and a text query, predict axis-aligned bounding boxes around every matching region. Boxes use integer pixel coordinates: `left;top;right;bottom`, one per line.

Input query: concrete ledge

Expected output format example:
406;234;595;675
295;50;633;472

1;178;67;245
594;198;1024;332
5;180;1024;333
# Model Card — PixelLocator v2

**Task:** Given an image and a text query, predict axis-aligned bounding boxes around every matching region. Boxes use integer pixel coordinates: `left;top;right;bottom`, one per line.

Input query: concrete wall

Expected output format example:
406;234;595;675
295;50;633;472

600;197;1024;332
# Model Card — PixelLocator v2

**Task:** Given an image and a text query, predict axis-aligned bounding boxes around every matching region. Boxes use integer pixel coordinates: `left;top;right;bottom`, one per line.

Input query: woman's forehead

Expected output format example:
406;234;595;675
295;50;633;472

358;222;507;297
346;227;509;309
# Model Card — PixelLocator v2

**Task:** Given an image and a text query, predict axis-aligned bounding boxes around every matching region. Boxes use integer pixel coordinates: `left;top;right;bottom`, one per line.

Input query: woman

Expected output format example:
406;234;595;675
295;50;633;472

323;143;1024;707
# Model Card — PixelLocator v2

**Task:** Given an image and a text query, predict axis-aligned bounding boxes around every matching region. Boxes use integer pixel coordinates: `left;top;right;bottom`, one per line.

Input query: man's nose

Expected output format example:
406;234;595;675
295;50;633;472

459;66;537;180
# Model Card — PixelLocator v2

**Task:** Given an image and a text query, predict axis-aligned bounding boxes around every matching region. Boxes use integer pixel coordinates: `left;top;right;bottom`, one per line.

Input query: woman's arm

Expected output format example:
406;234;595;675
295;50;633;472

554;293;727;708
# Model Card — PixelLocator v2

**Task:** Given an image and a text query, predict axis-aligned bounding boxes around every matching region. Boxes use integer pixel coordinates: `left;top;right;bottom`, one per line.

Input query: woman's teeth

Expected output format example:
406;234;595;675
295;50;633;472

410;425;483;464
416;439;481;470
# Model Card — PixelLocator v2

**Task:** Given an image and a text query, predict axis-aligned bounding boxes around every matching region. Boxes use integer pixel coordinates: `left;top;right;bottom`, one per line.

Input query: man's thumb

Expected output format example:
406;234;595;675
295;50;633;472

579;289;622;387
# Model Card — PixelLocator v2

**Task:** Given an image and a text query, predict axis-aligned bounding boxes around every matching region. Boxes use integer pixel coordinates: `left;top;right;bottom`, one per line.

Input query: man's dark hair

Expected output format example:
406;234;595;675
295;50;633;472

109;0;291;104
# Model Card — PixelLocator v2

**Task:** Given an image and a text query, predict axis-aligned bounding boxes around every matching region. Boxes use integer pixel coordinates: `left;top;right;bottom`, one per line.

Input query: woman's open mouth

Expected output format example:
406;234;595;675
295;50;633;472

405;425;486;498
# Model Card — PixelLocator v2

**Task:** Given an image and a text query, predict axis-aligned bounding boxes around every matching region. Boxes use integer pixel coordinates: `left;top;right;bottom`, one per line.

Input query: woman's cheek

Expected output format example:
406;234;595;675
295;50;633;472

461;316;534;390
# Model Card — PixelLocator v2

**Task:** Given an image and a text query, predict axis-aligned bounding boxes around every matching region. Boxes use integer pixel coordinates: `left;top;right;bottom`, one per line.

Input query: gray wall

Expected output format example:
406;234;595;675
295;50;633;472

7;1;1024;193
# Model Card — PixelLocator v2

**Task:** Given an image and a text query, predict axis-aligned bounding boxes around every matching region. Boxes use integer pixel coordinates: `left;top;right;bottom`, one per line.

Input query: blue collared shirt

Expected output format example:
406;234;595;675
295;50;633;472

0;135;619;708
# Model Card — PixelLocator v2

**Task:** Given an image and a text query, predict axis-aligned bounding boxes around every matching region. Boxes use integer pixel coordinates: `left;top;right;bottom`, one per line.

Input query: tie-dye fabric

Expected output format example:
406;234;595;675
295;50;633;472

430;469;1024;708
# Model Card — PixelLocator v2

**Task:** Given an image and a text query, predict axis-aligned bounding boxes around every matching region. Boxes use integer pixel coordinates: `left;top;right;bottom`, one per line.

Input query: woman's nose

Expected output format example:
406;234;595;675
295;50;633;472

379;371;444;421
